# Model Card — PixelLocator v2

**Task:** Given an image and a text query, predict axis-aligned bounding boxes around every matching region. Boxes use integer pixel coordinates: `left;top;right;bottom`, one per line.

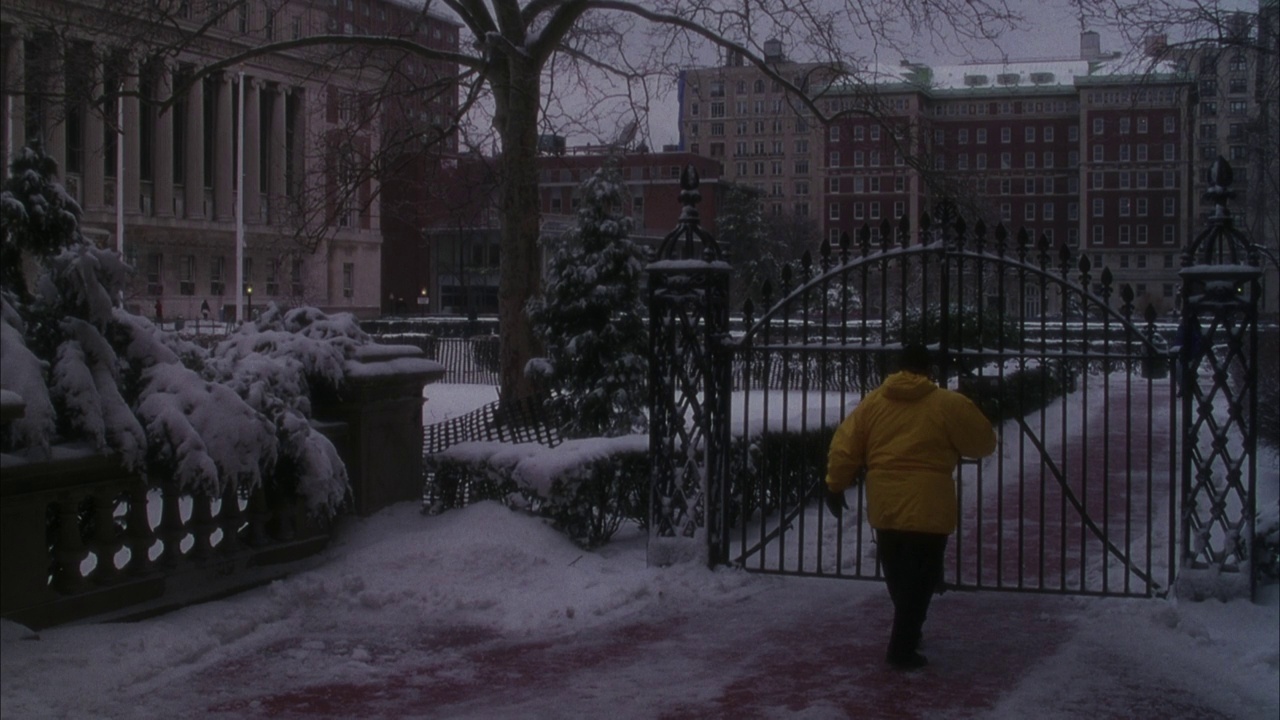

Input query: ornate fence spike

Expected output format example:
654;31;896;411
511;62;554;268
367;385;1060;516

1099;266;1114;299
994;222;1008;255
1016;227;1031;262
858;223;871;255
953;216;967;251
1058;241;1073;277
819;236;832;271
973;218;987;252
800;250;813;282
656;165;720;261
897;213;911;246
839;231;852;263
760;278;774;306
1037;232;1052;269
742;297;755;326
1120;283;1135;319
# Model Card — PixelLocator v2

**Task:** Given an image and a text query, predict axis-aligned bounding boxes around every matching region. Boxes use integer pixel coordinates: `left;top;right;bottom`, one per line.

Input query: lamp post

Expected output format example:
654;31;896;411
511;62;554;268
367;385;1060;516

420;288;427;318
246;284;253;320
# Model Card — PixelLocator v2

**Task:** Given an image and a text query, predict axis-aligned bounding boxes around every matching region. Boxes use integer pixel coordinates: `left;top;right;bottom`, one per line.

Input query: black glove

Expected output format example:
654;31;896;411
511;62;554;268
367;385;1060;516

825;487;848;517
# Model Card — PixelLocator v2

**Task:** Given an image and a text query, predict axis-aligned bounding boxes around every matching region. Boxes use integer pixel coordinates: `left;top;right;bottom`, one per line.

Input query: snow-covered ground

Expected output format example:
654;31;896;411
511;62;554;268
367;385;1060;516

1;384;1276;719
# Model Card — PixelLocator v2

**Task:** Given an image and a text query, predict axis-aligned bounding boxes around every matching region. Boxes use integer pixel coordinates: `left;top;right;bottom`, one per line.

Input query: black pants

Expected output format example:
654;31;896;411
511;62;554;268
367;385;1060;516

876;529;948;659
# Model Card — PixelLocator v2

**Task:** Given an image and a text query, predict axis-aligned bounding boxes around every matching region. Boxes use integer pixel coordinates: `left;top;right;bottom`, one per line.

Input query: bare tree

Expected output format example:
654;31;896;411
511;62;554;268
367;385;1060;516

6;0;1038;401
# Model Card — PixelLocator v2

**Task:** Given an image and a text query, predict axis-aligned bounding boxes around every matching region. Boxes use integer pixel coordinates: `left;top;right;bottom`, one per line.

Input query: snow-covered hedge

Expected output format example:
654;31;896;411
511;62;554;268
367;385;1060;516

426;436;649;547
0;146;356;515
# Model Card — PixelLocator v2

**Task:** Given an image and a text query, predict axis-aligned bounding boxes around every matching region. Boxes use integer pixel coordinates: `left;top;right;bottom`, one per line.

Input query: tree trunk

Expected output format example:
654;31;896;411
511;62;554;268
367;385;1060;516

493;64;543;402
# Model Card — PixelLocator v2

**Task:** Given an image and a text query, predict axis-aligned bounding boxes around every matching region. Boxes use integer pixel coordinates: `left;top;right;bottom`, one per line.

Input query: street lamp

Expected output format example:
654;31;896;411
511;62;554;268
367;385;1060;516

246;284;253;320
420;288;427;318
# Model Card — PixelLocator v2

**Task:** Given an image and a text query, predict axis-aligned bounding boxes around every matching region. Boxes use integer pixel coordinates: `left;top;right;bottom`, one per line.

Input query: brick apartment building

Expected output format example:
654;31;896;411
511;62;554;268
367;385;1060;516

680;32;1203;317
418;149;722;317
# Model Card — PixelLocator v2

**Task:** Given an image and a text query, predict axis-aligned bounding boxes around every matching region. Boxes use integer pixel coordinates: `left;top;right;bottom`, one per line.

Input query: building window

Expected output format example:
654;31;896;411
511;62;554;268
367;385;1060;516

1137;116;1148;134
1136;225;1148;244
1092;225;1104;245
1137;197;1148;217
1163;225;1176;244
976;153;987;169
266;259;280;296
1093;145;1104;162
210;255;225;296
1024;152;1035;169
1119;145;1130;162
1093;198;1104;217
1136;144;1148;161
870;125;881;140
291;257;304;296
1025;178;1036;194
1164;116;1176;133
976;128;987;144
1119;226;1131;245
1068;125;1079;141
1044;126;1055;142
1043;202;1054;220
1093;118;1104;135
1092;172;1105;189
1120;172;1131;189
829;151;840;167
1163;197;1175;216
1000;152;1011;169
1001;203;1012;221
179;255;196;296
829;203;840;220
1119;117;1131;134
1119;198;1131;217
145;253;163;296
853;202;864;220
1025;203;1036;221
870;202;881;219
342;263;354;299
1001;127;1011;143
1000;179;1012;194
1025;126;1036;142
1068;202;1078;220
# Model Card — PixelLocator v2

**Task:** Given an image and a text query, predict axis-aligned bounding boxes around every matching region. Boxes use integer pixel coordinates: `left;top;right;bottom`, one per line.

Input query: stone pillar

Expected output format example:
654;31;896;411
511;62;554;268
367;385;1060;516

243;77;261;224
81;52;104;211
269;83;287;224
214;73;233;221
120;59;141;216
184;74;204;220
153;62;174;218
312;346;445;516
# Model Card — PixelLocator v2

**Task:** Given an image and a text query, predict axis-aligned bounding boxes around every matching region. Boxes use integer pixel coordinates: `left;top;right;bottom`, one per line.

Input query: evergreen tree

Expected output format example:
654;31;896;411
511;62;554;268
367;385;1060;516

527;166;648;438
0;145;83;300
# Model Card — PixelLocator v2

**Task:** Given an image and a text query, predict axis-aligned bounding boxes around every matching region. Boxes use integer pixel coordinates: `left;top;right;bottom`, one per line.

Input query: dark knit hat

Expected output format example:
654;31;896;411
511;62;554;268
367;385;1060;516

899;344;933;375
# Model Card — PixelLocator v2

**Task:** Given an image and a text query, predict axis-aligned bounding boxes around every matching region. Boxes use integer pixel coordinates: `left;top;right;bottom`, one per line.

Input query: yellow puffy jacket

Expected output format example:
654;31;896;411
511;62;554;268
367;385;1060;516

825;371;997;534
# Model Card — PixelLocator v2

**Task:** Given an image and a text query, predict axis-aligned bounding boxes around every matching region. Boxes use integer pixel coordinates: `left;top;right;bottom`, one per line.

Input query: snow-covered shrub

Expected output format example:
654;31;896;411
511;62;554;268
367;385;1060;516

0;146;352;516
426;437;649;548
527;164;648;438
727;428;835;528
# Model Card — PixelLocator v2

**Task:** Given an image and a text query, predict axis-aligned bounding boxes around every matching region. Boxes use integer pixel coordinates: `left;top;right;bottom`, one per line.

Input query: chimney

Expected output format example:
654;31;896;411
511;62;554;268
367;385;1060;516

1080;30;1102;60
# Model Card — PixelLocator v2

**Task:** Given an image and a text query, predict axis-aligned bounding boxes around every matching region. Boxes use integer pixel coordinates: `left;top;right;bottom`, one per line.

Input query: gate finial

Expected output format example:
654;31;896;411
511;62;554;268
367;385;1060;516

656;165;721;261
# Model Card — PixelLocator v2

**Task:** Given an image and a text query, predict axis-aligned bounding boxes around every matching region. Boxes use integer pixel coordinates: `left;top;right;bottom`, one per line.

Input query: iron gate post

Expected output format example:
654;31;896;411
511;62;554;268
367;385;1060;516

1177;158;1263;601
646;167;732;567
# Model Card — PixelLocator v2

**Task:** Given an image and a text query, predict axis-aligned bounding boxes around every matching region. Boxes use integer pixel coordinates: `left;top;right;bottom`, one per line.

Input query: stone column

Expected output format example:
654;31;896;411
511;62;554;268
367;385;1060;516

184;74;205;220
214;73;233;221
44;37;66;171
243;77;261;224
1;29;23;166
121;59;141;216
81;51;104;211
268;83;287;224
153;62;174;218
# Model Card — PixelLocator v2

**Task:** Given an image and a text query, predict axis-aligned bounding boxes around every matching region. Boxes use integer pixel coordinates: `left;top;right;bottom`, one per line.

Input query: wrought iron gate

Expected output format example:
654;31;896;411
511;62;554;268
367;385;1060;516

723;217;1177;598
647;162;1264;600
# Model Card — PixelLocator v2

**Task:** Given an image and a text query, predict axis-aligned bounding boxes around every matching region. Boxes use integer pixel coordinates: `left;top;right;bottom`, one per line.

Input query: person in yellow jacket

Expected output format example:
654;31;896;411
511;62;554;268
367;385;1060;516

825;344;997;670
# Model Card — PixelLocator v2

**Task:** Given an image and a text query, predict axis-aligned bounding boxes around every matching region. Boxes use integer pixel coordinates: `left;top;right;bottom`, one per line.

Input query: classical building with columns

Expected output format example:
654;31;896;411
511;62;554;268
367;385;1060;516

2;0;458;321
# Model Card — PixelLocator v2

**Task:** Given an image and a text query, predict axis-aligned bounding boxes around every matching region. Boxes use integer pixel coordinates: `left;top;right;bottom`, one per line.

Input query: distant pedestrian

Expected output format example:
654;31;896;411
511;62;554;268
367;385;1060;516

824;344;997;670
200;299;211;321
